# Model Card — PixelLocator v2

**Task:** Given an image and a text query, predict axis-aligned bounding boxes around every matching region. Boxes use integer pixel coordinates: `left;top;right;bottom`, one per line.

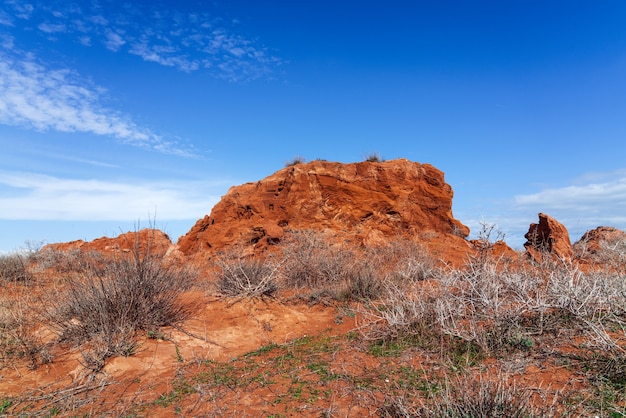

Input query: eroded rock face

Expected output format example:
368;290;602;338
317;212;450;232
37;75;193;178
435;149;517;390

573;226;626;262
43;228;172;257
524;213;573;261
177;159;470;258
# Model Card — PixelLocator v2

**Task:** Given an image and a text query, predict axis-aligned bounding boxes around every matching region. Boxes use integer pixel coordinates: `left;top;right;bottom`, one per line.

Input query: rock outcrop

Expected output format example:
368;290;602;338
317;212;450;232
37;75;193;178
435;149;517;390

573;226;626;264
524;213;573;261
43;228;173;257
177;159;471;260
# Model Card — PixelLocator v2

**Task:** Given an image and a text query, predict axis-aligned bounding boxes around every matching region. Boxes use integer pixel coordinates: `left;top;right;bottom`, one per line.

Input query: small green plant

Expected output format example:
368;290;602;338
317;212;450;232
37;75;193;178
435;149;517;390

147;330;167;340
368;338;412;357
155;379;196;407
0;399;13;413
245;342;279;357
175;344;184;362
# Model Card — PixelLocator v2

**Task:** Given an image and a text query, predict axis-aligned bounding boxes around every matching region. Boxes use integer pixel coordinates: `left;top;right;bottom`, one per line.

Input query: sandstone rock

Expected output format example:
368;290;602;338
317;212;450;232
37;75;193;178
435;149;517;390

524;213;573;261
573;226;626;263
43;228;172;258
177;159;470;260
469;239;518;261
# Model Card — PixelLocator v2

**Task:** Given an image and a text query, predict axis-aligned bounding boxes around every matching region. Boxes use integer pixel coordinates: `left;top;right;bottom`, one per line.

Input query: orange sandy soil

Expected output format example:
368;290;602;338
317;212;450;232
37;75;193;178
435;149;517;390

1;275;624;417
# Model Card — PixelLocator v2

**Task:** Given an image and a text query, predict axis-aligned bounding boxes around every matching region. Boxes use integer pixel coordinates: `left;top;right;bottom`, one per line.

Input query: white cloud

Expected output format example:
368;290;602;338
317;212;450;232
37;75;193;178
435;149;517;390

104;29;125;51
7;2;34;20
129;41;199;72
0;50;195;156
38;22;66;33
3;0;283;81
90;15;108;26
0;33;14;49
78;35;91;46
0;10;13;26
514;175;626;213
0;171;225;221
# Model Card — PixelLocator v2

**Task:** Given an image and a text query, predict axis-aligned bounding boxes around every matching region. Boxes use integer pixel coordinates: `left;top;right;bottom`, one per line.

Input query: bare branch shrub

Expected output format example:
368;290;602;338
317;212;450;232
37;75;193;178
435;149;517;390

414;374;550;418
364;229;626;358
33;248;105;274
0;253;32;282
44;241;196;370
359;280;437;343
280;230;355;289
339;261;385;301
285;156;306;167
364;152;383;162
279;230;389;301
213;250;280;298
361;220;626;358
0;293;50;369
365;239;438;283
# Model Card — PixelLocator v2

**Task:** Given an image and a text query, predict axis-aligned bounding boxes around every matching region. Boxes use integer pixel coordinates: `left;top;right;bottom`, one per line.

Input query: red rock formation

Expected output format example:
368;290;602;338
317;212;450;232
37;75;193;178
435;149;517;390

177;159;471;261
43;228;172;258
575;226;626;252
524;213;573;261
573;226;626;264
469;239;519;261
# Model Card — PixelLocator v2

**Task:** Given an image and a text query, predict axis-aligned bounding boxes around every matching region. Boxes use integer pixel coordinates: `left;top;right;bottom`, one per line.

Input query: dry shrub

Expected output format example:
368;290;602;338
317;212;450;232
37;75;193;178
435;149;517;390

361;281;436;343
412;374;550;418
280;230;354;289
0;291;50;369
365;238;438;283
338;262;385;301
361;222;626;360
279;230;390;301
213;250;280;298
0;253;32;282
44;247;196;370
34;248;104;274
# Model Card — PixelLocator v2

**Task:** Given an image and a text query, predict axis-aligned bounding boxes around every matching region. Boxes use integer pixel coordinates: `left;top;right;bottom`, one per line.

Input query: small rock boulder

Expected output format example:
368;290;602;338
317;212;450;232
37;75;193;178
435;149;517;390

524;213;573;261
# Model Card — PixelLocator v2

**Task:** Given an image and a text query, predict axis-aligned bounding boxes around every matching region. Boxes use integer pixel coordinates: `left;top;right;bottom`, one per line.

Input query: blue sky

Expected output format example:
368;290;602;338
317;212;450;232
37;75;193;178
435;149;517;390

1;0;626;252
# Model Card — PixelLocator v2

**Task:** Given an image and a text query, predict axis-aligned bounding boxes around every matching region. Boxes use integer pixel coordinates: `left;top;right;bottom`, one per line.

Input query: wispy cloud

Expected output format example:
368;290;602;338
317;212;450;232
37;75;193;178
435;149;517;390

514;173;626;213
37;22;66;33
0;171;225;221
0;50;195;157
0;9;13;26
104;29;125;51
2;0;283;81
0;33;13;48
4;1;33;20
